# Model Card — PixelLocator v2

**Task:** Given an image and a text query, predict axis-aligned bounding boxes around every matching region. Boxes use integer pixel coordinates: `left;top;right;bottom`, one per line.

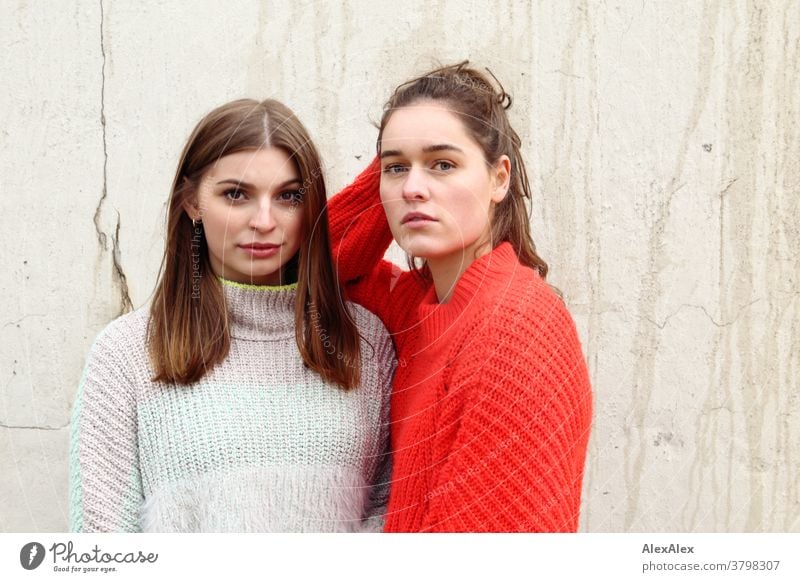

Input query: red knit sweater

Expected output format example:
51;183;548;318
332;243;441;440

329;159;593;532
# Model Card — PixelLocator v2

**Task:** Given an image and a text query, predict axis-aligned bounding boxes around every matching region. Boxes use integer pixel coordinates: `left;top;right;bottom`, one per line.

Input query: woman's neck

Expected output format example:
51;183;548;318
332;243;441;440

427;240;493;303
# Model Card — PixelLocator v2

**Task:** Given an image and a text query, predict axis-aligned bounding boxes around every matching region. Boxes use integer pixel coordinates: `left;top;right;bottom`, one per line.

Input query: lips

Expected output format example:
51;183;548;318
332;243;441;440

239;243;280;250
401;211;437;225
238;242;282;258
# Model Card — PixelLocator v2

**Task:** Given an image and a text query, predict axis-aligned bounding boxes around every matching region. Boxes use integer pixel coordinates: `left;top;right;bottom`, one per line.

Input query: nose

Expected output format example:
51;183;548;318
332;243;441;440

248;200;277;232
401;165;430;202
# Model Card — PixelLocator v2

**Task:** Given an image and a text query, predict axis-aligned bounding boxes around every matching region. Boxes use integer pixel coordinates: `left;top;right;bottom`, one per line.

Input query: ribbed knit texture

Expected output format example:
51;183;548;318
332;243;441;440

328;158;593;532
69;280;395;532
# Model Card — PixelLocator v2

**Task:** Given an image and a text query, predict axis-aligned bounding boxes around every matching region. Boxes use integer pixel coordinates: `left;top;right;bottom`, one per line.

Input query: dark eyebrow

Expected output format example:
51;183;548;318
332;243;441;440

380;144;464;159
216;178;301;189
422;143;464;154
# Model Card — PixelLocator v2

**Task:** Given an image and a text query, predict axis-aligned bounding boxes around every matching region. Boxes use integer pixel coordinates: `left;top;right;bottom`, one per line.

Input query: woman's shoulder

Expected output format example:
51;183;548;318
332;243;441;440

452;267;590;400
498;264;570;315
473;266;582;354
94;306;149;344
345;301;393;346
77;307;153;402
86;306;151;368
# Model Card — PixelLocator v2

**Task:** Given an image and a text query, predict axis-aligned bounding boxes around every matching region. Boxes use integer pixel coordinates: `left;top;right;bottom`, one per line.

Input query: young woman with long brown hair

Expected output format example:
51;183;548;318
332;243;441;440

329;62;593;532
69;99;394;532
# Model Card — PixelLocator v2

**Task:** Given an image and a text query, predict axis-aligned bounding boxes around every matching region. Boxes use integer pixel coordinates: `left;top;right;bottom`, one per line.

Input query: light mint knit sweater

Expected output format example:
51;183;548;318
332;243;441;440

69;279;395;532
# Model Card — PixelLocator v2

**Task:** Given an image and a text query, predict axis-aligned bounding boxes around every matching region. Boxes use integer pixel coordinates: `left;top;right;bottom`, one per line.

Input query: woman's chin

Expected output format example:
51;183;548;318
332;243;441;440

399;243;454;262
398;240;430;258
394;232;429;255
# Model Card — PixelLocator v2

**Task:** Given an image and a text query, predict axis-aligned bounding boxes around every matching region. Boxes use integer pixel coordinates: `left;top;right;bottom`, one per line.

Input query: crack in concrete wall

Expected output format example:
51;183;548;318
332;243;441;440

112;211;133;314
2;314;46;330
0;423;69;431
91;0;132;317
92;0;108;252
646;298;764;330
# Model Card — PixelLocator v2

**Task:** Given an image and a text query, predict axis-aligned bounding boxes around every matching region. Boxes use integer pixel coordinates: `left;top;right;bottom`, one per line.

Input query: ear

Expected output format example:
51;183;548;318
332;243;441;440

490;155;511;203
180;177;201;221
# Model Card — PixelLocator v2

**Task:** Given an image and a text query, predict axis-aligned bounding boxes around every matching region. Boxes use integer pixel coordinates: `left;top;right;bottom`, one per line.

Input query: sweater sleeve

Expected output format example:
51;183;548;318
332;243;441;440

69;321;144;532
328;157;426;332
328;156;393;284
421;290;593;532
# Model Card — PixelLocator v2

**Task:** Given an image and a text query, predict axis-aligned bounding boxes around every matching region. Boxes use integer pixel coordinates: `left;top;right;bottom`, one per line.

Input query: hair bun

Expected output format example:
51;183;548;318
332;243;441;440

483;67;512;110
497;91;513;110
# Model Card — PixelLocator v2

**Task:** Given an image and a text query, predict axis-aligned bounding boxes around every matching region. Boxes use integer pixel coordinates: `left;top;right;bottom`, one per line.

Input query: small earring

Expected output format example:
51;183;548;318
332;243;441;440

192;218;202;228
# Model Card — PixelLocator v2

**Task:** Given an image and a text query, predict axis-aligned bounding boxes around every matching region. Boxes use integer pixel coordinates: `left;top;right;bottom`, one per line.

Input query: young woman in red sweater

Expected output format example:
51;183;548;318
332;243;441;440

328;62;593;532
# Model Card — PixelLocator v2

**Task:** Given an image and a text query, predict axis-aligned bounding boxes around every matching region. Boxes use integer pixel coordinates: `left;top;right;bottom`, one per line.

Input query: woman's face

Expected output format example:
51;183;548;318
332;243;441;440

379;101;509;265
184;147;304;286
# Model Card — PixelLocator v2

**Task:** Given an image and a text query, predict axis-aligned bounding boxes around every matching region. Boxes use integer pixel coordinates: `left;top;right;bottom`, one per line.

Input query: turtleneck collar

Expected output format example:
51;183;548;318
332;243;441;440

219;278;298;341
416;242;527;341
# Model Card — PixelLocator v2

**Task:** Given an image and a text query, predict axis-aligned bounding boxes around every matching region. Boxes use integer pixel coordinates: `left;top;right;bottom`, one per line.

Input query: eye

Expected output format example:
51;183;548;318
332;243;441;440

432;160;455;172
278;190;304;205
224;188;246;202
382;163;407;175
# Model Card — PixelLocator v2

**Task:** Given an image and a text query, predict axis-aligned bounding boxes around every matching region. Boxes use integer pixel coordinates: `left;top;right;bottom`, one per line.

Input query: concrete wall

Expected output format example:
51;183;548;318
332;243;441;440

1;0;797;532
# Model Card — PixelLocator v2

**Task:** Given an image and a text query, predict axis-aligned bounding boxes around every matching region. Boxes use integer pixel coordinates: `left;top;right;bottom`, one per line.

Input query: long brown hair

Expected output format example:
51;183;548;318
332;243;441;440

148;99;362;389
377;60;549;280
